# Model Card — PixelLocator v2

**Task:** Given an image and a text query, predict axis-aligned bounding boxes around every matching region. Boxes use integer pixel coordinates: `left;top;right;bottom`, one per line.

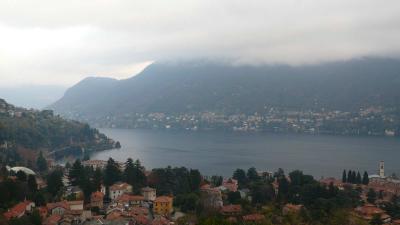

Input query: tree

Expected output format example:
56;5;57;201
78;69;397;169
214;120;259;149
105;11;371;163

69;159;84;186
367;188;377;204
16;171;27;181
123;158;146;192
189;169;202;191
27;175;37;193
36;151;48;172
348;170;353;183
342;170;347;183
363;171;369;185
247;167;260;182
233;169;247;187
227;191;242;204
104;158;121;186
210;175;223;187
93;168;103;191
29;209;42;225
351;171;357;184
370;214;383;225
356;171;362;184
47;169;63;197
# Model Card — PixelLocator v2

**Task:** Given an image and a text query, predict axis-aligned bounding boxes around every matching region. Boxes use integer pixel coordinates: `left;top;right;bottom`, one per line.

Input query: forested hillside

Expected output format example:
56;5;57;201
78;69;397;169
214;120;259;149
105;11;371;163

51;58;400;118
0;98;117;163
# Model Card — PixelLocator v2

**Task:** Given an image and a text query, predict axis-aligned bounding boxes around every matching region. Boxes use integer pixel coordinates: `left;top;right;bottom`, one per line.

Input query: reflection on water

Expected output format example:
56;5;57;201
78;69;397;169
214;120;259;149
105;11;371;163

92;128;400;178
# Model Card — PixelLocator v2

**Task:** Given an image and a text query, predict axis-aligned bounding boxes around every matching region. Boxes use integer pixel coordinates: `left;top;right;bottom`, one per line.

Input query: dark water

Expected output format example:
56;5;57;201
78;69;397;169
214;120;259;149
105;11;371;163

92;128;400;179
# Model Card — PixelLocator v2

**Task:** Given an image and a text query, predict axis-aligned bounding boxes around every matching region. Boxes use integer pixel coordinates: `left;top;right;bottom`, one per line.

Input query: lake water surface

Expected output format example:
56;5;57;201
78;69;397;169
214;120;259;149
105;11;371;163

92;128;400;179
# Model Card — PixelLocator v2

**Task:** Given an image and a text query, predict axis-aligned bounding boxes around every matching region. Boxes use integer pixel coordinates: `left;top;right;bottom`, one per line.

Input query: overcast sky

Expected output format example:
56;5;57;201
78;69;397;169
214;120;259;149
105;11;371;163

1;0;400;87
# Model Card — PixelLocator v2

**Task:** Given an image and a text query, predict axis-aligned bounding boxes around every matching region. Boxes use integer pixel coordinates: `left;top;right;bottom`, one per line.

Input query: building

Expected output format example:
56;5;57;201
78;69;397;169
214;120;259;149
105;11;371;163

282;203;303;215
220;204;242;216
82;160;108;170
142;186;157;201
67;200;84;211
222;178;238;192
3;201;35;220
243;214;265;223
154;196;173;215
200;184;223;210
116;194;145;207
380;161;385;178
355;204;391;223
46;201;69;216
91;191;104;209
109;182;133;200
43;214;61;225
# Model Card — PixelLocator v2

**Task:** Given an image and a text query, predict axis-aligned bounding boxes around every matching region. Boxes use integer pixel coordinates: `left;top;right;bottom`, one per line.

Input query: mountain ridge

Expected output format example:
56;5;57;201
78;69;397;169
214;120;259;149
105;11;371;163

50;57;400;121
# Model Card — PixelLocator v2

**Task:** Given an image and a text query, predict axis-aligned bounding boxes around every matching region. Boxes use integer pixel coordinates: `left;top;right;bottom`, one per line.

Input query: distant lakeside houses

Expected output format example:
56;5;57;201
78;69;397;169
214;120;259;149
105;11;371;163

71;107;400;137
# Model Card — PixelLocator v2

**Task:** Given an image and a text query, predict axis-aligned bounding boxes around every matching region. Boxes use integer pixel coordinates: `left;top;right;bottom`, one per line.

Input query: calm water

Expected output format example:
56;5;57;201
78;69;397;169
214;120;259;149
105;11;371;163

92;129;400;179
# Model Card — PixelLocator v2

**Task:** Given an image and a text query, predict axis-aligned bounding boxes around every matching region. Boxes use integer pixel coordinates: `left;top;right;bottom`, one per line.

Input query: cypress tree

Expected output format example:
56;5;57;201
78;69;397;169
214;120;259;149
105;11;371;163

342;170;347;183
356;171;362;184
362;171;369;185
351;171;357;184
348;170;353;183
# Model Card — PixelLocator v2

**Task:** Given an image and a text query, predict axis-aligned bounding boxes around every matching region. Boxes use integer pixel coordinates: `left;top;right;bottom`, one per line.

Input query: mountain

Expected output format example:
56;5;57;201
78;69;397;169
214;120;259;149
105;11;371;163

50;57;400;121
0;85;66;109
0;98;117;162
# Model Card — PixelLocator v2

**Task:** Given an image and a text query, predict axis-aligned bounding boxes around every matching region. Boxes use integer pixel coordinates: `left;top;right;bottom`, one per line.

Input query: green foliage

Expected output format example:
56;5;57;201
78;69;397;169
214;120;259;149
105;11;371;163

227;191;241;204
367;188;377;204
46;169;63;198
0;99;114;153
370;214;383;225
16;170;27;181
363;171;369;185
0;178;28;209
175;193;199;212
210;175;223;187
233;168;247;187
36;151;47;172
123;158;146;193
148;166;203;195
104;158;122;186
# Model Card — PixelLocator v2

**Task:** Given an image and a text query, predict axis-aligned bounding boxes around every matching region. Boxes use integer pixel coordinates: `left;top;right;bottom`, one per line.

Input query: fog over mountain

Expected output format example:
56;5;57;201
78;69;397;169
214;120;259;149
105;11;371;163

50;57;400;120
1;1;400;86
0;85;66;109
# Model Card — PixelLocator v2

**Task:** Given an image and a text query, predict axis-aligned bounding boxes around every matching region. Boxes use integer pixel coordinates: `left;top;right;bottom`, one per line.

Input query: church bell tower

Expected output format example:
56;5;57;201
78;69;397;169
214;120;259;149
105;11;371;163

379;161;385;178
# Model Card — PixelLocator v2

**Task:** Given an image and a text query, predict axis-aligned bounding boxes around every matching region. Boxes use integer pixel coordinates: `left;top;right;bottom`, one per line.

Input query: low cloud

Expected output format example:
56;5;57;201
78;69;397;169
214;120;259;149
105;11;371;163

1;0;400;86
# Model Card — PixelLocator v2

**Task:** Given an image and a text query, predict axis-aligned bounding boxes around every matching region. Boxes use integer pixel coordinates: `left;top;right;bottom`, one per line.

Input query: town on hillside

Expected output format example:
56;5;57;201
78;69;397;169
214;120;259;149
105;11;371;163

1;155;400;225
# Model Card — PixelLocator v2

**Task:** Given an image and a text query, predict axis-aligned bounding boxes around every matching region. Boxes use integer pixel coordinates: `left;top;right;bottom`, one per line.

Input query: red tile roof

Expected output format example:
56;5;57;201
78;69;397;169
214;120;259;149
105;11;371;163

91;191;104;202
3;201;33;220
43;214;61;225
243;213;265;222
220;204;242;214
154;196;173;203
46;201;70;211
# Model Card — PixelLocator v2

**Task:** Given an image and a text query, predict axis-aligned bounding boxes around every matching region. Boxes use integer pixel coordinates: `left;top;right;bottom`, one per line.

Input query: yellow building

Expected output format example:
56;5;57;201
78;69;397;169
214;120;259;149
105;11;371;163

154;196;173;215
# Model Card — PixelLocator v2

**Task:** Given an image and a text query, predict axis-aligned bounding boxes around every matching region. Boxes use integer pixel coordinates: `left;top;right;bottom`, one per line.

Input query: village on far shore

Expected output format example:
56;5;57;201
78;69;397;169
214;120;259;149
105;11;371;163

2;155;400;225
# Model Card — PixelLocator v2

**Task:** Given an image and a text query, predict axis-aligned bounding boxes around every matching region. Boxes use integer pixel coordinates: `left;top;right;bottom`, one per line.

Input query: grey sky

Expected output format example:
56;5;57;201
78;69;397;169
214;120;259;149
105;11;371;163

1;0;400;87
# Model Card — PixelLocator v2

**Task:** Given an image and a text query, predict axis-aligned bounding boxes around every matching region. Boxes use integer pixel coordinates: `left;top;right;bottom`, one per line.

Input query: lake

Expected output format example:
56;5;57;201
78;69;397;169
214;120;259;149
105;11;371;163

92;128;400;179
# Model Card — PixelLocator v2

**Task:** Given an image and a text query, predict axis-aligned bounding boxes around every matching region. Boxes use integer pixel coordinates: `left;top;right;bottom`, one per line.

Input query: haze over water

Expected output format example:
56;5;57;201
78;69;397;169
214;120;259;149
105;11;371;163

93;128;400;178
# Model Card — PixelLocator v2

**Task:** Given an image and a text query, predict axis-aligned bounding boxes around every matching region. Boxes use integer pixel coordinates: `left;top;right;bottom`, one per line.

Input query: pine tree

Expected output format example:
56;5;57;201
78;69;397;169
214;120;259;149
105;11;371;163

342;170;347;183
363;171;369;185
